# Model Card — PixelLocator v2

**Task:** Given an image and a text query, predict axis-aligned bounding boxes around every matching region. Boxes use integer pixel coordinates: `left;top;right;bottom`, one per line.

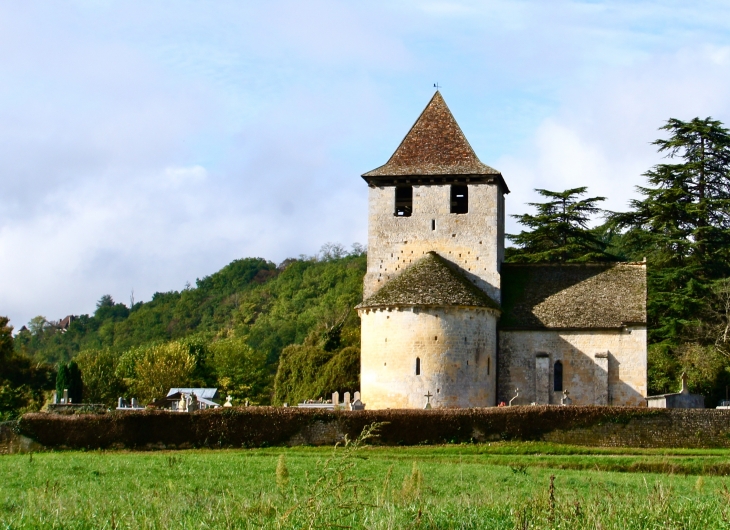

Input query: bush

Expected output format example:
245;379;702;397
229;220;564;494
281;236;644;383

17;406;671;450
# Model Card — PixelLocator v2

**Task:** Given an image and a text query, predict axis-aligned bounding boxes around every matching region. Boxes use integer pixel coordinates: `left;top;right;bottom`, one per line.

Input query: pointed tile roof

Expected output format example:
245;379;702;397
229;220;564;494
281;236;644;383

357;251;500;310
363;91;501;179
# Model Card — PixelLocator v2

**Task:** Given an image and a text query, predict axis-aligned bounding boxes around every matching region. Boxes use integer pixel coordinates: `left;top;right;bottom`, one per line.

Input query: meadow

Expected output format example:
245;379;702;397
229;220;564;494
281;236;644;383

4;431;730;530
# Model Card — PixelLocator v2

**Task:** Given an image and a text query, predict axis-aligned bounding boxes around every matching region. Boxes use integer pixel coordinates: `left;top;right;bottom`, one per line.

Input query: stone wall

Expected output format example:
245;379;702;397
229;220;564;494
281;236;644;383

498;328;647;407
364;182;505;302
360;305;498;409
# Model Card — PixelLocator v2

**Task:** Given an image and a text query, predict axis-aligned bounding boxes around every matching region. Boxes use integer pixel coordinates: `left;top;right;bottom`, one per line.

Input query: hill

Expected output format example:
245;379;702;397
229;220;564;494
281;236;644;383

3;245;365;416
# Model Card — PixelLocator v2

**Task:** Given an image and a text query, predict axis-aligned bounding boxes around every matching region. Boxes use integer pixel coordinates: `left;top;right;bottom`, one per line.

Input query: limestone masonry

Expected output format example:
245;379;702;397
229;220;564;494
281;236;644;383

357;91;647;409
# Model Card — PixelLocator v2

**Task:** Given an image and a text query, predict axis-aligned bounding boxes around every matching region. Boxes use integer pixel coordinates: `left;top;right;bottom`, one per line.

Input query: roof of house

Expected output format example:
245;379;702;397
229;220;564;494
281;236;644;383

500;263;647;330
167;388;219;399
362;91;502;181
357;251;500;310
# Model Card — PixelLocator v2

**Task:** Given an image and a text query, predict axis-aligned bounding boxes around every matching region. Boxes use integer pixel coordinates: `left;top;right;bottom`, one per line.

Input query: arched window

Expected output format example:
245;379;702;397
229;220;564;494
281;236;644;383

554;361;563;392
415;357;421;376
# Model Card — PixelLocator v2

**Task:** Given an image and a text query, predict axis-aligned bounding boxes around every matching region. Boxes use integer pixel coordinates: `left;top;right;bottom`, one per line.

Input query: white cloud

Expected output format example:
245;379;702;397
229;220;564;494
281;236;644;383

3;1;730;329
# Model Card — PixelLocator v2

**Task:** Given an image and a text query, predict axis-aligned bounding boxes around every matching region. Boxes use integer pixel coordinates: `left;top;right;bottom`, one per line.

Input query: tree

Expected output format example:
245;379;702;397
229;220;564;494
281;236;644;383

28;316;49;337
208;336;269;404
506;187;613;263
0;317;12;364
273;323;360;405
611;117;730;342
76;349;126;406
67;361;83;404
132;341;196;403
56;363;69;399
55;362;82;403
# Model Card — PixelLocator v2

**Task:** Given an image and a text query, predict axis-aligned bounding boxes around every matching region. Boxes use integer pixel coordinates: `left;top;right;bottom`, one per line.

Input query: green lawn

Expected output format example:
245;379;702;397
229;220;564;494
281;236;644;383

3;440;730;529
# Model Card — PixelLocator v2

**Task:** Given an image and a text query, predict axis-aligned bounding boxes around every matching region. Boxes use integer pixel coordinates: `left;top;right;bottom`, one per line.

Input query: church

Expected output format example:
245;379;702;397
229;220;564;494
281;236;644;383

356;91;647;409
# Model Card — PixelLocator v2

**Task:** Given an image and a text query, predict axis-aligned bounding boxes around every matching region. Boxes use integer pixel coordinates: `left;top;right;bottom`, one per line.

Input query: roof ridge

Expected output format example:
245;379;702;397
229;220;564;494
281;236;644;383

502;261;646;268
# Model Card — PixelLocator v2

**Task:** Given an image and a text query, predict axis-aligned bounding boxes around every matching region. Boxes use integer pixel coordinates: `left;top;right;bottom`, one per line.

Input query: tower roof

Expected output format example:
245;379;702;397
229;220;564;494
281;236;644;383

357;251;500;310
362;91;502;181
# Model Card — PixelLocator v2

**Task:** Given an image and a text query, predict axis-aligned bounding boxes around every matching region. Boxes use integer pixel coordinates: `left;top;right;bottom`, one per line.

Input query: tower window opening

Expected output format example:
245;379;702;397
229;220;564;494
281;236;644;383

451;185;468;214
395;186;413;217
415;357;421;376
554;361;563;392
431;219;436;230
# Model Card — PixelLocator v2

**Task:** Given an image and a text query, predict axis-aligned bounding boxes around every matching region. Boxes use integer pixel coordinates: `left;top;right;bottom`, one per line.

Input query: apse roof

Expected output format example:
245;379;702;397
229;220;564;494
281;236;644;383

357;251;500;310
362;91;502;180
500;263;647;330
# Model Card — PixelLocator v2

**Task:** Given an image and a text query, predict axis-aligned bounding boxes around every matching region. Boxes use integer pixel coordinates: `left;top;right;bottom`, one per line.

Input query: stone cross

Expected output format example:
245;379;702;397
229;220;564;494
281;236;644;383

224;395;233;407
561;390;572;406
424;391;433;409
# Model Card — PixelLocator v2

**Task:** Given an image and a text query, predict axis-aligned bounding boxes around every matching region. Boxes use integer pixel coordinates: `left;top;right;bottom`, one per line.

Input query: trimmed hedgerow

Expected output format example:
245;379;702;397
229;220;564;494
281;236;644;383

15;406;675;450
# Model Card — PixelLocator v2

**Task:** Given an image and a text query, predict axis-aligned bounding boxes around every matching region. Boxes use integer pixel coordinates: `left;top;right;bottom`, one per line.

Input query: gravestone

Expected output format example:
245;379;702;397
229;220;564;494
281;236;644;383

344;392;351;411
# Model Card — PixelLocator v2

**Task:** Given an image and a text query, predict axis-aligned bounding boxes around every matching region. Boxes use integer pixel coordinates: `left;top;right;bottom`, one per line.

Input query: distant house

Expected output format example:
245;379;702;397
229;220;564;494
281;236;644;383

58;315;77;332
151;388;221;412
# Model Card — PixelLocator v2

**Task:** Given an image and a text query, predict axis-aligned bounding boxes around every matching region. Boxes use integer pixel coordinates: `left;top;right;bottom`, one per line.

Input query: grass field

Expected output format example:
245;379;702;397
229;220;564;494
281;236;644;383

3;434;730;528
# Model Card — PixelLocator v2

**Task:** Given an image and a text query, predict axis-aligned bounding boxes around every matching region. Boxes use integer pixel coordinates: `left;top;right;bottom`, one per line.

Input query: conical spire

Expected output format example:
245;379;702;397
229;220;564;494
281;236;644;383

363;91;500;179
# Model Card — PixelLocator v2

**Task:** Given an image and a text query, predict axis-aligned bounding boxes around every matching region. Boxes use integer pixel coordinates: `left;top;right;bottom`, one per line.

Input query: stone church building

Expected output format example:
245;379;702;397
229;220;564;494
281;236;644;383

356;91;647;409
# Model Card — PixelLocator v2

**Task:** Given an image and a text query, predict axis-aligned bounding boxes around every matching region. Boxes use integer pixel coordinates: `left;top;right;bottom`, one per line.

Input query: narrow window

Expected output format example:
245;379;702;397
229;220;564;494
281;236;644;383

395;186;413;217
415;357;421;376
450;185;468;214
554;361;563;392
431;219;436;230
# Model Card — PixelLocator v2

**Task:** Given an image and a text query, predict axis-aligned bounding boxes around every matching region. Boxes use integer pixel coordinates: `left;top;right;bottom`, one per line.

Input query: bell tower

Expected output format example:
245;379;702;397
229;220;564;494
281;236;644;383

361;91;509;304
357;91;508;409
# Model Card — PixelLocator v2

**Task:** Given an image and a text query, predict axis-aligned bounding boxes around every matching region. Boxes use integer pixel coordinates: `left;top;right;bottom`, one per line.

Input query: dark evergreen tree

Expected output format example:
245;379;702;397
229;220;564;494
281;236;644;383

56;363;70;400
506;187;614;263
611;117;730;343
67;361;83;404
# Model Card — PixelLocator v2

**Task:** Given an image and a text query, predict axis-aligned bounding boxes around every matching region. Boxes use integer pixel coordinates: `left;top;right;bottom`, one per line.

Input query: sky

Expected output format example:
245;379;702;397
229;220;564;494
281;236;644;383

3;0;730;329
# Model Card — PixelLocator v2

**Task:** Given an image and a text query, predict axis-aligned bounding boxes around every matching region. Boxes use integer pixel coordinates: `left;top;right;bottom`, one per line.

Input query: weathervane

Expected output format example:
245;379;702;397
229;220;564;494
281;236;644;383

433;82;441;90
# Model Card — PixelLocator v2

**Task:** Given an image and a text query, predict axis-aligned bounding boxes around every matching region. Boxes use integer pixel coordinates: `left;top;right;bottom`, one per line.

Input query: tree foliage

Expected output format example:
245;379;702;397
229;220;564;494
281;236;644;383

611;117;730;343
0;316;54;420
75;348;127;406
132;342;196;403
273;312;360;405
506;187;614;263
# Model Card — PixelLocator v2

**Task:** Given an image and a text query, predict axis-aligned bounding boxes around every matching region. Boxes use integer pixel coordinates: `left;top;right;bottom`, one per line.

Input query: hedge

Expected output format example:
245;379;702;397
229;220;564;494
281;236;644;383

16;406;667;450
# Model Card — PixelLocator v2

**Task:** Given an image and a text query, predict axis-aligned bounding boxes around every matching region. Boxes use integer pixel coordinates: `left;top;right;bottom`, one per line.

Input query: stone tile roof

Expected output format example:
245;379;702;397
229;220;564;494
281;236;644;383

362;91;501;178
500;263;647;330
357;251;500;310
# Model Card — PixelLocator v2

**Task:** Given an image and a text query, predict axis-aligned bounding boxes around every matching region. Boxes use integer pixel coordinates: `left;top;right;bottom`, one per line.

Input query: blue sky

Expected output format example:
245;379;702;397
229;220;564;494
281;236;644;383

3;1;730;328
